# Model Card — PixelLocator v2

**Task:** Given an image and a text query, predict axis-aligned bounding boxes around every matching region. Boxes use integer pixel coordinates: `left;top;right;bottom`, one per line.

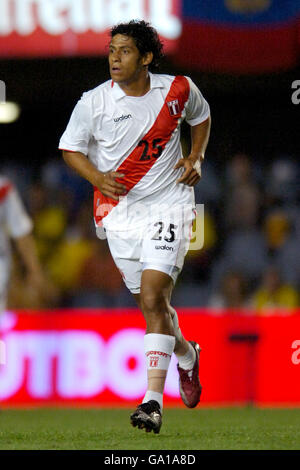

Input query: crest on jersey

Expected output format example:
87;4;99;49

167;99;180;116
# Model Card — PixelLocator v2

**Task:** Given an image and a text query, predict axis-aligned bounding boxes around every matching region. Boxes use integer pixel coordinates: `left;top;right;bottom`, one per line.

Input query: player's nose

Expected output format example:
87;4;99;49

111;51;121;62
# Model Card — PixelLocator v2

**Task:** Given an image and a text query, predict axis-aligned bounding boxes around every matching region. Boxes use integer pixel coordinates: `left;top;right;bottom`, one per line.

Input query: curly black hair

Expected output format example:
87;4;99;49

110;20;164;72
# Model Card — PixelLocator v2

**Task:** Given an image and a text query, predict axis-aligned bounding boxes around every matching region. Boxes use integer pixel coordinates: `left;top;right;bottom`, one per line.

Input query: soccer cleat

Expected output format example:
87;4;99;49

177;341;202;408
130;400;162;434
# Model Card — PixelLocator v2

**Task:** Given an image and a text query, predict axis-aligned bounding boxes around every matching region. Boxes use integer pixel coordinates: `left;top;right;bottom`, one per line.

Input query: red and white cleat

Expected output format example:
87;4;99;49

177;341;202;408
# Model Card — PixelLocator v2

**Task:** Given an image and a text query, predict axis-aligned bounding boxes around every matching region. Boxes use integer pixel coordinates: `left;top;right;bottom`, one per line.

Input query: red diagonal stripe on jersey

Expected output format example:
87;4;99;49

0;183;12;202
94;75;190;226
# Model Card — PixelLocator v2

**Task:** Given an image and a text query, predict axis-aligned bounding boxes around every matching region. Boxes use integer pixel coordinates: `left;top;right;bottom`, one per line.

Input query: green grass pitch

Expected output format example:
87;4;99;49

0;407;299;450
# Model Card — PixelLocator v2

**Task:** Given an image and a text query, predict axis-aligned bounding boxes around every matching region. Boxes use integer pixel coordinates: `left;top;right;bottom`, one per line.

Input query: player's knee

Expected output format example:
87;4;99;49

140;289;168;317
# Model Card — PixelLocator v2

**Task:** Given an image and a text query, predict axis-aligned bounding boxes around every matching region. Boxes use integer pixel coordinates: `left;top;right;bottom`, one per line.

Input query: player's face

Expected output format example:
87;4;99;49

109;34;149;85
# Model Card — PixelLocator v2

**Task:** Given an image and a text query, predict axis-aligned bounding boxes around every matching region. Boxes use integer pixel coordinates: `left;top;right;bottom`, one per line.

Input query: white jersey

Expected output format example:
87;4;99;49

59;73;210;231
0;176;33;309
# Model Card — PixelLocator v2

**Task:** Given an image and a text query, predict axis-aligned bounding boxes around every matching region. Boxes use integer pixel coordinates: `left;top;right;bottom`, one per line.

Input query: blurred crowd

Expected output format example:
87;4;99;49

2;150;300;313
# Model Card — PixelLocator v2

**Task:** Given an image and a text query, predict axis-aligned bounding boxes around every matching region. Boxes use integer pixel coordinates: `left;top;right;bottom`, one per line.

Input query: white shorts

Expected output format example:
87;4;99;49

98;210;194;294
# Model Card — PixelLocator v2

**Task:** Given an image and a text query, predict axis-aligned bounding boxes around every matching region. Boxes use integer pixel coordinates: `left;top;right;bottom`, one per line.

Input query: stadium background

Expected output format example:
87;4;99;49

0;0;300;409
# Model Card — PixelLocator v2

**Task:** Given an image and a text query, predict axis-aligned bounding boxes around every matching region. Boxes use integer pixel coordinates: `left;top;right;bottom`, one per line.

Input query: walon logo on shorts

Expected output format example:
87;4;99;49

155;245;174;252
114;114;132;123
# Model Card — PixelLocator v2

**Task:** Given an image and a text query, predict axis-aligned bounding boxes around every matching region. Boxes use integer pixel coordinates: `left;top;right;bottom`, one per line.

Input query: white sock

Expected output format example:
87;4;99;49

144;333;175;370
170;309;183;343
171;310;196;370
143;333;175;410
177;342;196;371
142;391;163;411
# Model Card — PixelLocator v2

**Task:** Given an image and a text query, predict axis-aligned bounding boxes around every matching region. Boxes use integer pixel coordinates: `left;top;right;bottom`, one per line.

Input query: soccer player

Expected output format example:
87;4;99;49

59;20;211;434
0;175;48;315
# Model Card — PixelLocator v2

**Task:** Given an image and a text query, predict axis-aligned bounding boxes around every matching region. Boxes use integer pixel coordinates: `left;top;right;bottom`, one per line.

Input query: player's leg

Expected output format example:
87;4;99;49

140;268;175;405
145;277;201;406
167;294;198;370
131;268;174;434
103;231;165;432
133;288;192;358
165;285;202;409
140;269;174;334
134;278;195;364
134;211;202;411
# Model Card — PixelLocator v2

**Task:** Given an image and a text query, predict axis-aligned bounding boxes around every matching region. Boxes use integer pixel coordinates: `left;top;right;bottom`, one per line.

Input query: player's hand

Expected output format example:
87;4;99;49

174;158;202;186
96;171;127;201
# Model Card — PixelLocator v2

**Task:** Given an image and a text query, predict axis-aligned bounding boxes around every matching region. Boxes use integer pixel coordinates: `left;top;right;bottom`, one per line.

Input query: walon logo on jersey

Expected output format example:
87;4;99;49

167;99;179;116
114;114;132;123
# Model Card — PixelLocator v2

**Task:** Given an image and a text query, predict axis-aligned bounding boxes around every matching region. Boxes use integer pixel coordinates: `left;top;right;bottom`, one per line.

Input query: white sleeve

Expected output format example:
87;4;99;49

5;187;33;239
58;98;92;155
185;77;210;127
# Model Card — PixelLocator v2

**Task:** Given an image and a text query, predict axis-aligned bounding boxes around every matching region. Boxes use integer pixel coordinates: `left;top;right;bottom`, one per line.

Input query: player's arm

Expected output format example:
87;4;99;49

7;183;55;297
5;184;44;284
62;150;127;201
175;116;211;186
13;231;58;304
14;233;44;285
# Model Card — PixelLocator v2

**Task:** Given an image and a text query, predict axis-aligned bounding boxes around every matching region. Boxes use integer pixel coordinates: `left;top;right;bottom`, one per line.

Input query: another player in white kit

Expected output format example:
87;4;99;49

0;176;47;314
59;20;211;434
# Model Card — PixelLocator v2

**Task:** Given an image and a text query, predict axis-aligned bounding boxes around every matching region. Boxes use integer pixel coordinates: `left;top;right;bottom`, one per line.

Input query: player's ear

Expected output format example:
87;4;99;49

142;51;153;67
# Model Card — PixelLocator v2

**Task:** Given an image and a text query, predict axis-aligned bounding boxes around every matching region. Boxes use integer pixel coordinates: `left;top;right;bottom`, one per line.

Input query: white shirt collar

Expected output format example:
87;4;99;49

110;72;164;101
